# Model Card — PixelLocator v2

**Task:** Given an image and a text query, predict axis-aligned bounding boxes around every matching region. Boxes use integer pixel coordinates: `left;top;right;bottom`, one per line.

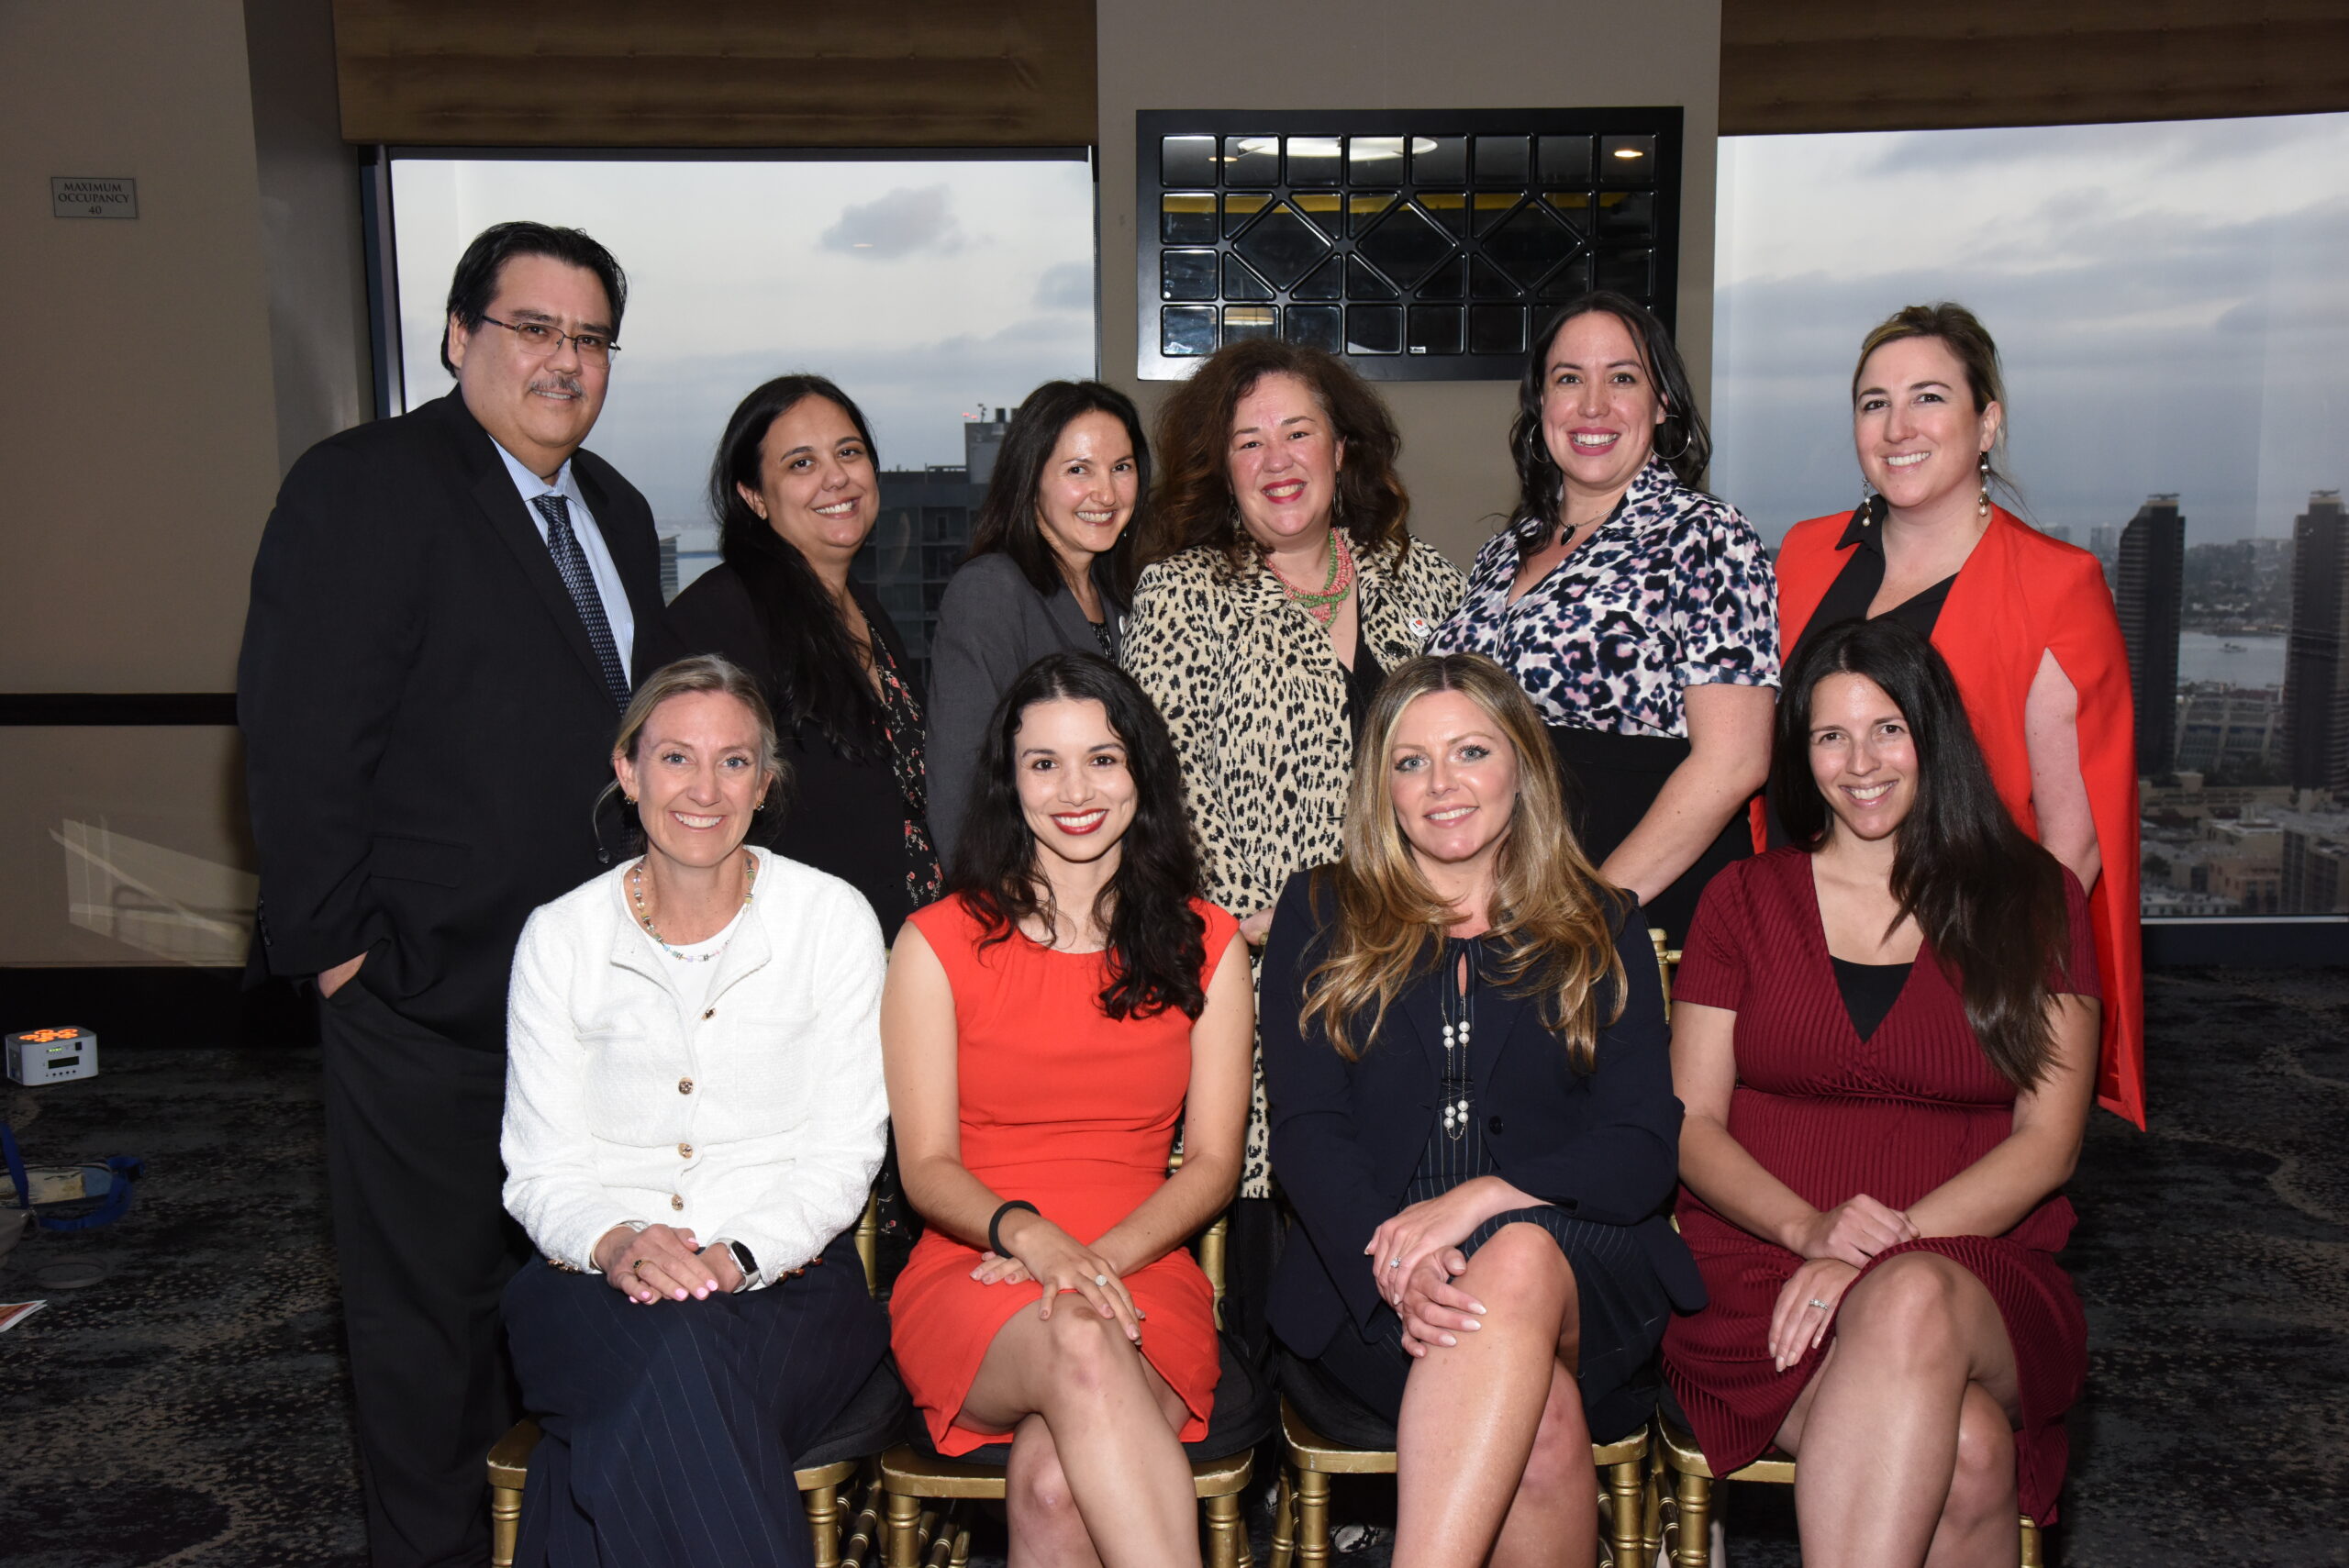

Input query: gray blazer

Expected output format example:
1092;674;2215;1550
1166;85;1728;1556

926;551;1124;868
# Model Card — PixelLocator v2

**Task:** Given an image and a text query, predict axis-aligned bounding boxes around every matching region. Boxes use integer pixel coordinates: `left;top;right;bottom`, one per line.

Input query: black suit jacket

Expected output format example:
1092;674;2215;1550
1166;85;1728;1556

238;389;673;1051
1260;869;1705;1361
663;562;928;934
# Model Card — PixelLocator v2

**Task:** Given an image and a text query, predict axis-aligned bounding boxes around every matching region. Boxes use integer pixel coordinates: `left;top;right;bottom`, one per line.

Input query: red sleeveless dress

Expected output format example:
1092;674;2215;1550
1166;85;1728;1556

1661;850;2097;1523
888;895;1237;1455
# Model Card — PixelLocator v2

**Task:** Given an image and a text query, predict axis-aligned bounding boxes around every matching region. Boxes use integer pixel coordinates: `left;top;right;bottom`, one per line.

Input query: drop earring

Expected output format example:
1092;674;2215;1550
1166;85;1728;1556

1977;452;1992;519
1853;476;1881;528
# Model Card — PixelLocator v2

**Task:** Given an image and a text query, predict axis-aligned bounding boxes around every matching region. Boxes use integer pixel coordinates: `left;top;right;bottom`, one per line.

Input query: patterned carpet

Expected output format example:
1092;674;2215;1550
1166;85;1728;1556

1;965;2342;1566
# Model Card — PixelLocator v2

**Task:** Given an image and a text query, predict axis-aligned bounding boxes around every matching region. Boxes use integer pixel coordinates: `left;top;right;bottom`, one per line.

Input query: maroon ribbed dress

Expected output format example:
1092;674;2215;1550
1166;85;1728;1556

1660;849;2096;1523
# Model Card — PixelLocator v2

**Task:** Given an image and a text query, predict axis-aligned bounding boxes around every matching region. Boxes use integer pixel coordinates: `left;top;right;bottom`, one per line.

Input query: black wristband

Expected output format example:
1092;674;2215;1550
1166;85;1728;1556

989;1199;1040;1258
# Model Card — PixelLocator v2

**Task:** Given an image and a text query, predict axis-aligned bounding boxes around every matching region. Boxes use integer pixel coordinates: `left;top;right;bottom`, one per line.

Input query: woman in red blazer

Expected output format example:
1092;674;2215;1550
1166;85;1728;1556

1766;304;2143;1128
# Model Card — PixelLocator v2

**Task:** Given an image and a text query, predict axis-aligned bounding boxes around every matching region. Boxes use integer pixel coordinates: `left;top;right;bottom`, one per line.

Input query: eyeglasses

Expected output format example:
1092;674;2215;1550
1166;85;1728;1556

477;315;620;363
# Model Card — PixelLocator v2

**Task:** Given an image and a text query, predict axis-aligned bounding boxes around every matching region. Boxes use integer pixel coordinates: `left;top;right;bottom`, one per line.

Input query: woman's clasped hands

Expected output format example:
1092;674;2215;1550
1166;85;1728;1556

1366;1183;1500;1358
977;1207;1146;1344
1767;1194;1920;1371
592;1222;745;1305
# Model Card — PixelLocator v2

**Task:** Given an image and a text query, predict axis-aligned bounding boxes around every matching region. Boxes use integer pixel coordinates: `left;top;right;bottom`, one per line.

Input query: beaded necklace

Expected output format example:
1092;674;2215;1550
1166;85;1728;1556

629;850;758;962
1440;940;1476;1140
1267;528;1357;625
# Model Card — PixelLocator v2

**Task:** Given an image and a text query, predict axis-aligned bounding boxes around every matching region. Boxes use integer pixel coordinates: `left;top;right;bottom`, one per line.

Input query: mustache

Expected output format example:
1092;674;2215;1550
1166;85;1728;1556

529;373;585;398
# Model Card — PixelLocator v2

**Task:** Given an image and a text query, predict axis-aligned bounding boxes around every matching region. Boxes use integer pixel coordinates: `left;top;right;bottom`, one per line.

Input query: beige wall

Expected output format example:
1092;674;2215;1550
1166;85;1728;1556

0;0;363;966
1095;0;1722;567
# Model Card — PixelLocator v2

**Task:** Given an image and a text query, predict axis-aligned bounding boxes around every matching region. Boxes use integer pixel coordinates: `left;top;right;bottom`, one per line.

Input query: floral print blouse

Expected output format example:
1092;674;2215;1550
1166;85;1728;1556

1428;457;1779;736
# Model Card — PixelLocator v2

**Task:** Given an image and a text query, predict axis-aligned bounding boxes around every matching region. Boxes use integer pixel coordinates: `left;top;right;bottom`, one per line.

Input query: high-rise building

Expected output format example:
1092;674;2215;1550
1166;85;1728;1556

2040;523;2073;546
853;410;1011;684
2116;495;2186;775
2283;490;2349;790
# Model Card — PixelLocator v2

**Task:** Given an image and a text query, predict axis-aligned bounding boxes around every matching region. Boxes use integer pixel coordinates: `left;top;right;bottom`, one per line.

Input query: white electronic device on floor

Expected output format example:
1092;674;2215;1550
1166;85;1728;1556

6;1027;99;1085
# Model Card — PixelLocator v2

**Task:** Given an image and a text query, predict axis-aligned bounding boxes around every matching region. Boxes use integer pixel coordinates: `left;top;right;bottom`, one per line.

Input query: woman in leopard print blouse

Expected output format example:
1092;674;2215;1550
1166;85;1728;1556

1429;294;1777;943
1124;341;1465;1230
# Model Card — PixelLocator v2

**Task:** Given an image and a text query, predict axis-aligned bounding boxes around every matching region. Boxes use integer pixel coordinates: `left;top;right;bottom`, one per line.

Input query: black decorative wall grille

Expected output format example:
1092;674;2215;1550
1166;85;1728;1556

1135;108;1682;382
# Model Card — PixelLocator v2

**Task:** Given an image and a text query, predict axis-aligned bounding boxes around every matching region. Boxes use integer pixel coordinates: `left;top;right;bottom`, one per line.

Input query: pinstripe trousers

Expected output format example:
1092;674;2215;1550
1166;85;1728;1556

502;1231;887;1568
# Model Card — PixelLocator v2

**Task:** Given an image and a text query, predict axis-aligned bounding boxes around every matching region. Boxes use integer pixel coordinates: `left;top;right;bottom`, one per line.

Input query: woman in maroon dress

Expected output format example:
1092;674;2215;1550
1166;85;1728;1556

1664;617;2099;1566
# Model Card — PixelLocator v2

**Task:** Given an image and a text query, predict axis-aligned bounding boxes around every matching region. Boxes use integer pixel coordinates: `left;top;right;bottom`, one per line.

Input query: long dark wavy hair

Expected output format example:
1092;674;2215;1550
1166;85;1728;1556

1774;617;2071;1088
1508;291;1710;553
952;652;1208;1020
711;374;885;762
968;381;1150;607
1136;339;1413;583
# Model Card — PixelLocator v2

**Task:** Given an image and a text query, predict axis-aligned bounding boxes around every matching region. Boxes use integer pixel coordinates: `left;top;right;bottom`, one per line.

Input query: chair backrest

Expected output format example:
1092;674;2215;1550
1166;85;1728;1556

1649;927;1680;1021
1167;1148;1232;1325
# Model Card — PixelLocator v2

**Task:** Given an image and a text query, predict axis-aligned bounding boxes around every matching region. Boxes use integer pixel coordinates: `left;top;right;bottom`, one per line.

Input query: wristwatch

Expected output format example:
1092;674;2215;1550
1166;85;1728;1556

722;1238;759;1284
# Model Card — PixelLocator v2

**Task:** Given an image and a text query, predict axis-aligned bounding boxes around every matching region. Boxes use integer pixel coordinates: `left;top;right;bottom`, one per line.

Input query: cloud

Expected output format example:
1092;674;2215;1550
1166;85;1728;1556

1033;261;1093;312
818;185;966;259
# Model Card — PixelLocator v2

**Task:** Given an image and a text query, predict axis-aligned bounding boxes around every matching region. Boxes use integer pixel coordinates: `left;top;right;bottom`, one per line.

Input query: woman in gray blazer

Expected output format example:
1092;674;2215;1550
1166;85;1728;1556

927;381;1150;867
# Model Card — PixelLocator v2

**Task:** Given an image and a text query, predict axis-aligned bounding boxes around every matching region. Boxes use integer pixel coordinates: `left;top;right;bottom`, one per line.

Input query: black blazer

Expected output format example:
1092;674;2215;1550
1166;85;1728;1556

1260;869;1705;1361
663;562;929;934
238;390;672;1051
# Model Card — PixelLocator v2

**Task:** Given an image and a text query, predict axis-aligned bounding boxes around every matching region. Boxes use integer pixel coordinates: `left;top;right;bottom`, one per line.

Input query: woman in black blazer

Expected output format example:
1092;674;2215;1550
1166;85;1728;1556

667;375;941;932
1261;651;1702;1566
925;380;1146;868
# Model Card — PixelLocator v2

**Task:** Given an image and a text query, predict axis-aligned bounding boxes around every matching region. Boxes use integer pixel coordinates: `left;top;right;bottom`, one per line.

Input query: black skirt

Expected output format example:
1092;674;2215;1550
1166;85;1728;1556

1547;724;1750;946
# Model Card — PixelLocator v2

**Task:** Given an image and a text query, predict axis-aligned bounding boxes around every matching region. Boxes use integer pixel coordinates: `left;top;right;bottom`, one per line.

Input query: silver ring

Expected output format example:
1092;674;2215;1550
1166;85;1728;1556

1093;1273;1109;1288
1807;1298;1831;1311
1388;1257;1402;1269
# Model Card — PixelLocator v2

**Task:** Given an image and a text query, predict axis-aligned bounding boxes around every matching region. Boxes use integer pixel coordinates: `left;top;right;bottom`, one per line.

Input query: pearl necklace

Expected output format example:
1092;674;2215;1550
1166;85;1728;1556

1440;941;1476;1140
629;851;758;962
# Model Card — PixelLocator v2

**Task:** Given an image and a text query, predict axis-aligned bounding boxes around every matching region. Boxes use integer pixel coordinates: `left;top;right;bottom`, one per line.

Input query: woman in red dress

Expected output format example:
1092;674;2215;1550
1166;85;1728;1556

1667;617;2100;1565
883;651;1253;1566
1765;303;2142;1129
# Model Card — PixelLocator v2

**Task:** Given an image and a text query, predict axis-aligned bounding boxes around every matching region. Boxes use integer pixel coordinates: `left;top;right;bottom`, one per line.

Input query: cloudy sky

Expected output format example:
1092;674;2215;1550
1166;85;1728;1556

1712;112;2349;547
389;118;2345;553
391;156;1097;543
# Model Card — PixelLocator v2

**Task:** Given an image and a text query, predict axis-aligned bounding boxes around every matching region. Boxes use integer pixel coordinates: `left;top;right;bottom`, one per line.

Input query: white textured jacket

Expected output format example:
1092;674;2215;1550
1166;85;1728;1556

501;847;888;1287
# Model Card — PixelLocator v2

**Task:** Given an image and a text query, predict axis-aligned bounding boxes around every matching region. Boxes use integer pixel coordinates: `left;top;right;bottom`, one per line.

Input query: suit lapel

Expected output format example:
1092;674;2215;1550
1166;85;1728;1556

1396;951;1448;1090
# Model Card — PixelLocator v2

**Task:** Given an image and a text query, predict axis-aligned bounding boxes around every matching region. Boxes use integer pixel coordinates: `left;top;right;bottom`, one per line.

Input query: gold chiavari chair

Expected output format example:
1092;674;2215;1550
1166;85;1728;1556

1651;1418;2043;1568
487;1195;901;1568
873;1202;1266;1568
1265;1390;1653;1568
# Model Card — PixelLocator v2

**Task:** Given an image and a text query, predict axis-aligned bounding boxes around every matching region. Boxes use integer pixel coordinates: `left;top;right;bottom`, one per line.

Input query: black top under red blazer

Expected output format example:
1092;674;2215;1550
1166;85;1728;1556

239;390;673;1051
1259;869;1704;1360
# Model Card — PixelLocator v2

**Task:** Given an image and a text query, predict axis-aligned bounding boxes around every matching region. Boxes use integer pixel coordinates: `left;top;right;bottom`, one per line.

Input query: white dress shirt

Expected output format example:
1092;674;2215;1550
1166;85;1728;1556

501;848;887;1289
492;439;637;675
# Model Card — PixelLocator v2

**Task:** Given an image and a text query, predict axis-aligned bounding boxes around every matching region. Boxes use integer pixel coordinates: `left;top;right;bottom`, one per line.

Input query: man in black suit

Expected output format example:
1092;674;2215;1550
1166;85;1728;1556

239;222;669;1568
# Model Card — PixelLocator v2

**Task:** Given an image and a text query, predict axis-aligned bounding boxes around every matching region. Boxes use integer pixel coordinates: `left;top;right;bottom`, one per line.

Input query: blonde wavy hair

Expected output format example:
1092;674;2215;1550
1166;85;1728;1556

1304;653;1625;1070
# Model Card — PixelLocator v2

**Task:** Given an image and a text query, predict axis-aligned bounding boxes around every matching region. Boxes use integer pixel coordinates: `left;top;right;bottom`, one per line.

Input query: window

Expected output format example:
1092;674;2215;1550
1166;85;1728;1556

1712;114;2349;920
384;153;1095;629
1136;110;1681;380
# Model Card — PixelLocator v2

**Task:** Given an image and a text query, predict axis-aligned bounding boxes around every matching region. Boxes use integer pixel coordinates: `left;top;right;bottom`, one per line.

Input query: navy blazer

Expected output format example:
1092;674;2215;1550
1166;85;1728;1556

1261;868;1705;1361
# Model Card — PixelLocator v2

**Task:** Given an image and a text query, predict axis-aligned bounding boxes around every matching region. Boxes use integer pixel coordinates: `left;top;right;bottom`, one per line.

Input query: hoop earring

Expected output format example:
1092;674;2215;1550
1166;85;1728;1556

1653;421;1693;464
1977;452;1992;519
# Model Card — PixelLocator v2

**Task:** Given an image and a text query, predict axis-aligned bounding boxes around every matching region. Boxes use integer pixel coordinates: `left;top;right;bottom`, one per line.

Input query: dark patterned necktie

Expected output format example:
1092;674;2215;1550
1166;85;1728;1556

530;494;630;708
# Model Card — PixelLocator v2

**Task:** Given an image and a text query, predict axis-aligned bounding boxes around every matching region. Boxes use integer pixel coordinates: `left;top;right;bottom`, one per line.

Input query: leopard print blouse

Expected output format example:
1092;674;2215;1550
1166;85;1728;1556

1124;536;1467;1196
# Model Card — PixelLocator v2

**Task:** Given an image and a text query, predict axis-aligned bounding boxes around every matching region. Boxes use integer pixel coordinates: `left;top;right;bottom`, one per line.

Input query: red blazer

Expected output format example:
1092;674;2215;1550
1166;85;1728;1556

1769;506;2145;1128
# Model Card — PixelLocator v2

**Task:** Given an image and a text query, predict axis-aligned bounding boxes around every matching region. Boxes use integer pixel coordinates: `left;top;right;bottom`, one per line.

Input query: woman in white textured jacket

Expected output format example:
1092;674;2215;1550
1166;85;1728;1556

499;654;890;1568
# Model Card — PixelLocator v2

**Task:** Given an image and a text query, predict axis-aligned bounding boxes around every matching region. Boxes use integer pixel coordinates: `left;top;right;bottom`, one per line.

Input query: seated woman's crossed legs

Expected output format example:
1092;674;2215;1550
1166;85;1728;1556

957;1300;1197;1568
1392;1220;1597;1568
1776;1251;2023;1568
